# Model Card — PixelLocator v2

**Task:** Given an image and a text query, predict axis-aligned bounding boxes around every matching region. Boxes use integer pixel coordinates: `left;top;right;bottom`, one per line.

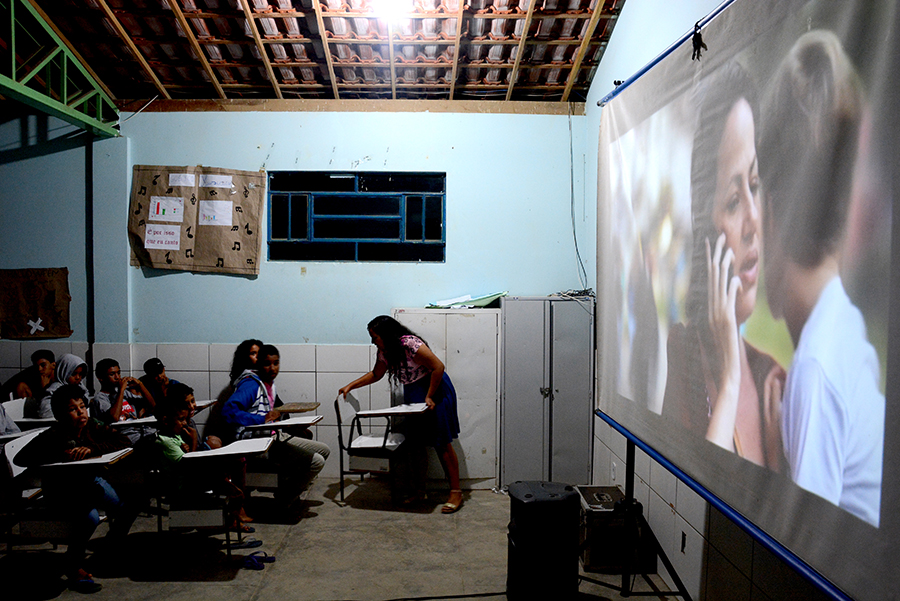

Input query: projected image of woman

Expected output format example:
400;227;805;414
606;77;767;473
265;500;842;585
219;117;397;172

663;62;786;471
758;31;883;527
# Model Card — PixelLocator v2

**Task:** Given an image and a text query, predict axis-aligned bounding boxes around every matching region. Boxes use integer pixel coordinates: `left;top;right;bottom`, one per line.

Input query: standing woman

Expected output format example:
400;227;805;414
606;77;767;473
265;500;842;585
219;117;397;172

339;316;462;514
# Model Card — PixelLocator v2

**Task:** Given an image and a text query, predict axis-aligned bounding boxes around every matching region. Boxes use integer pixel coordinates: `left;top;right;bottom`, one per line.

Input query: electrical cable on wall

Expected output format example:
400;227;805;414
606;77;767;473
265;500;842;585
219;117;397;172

568;105;589;291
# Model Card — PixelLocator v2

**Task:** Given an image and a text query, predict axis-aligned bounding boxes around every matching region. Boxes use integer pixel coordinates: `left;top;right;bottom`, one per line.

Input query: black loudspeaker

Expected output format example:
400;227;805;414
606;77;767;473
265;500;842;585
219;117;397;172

507;481;581;600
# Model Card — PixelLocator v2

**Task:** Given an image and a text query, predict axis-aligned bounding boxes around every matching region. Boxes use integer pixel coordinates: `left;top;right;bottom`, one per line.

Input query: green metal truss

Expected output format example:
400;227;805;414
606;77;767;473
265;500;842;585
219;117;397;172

1;0;119;138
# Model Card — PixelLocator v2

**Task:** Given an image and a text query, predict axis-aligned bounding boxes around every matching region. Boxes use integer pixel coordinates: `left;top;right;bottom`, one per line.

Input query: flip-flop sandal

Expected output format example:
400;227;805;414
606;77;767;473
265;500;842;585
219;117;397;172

232;523;256;534
249;551;276;563
69;578;103;594
442;490;463;514
228;537;263;550
241;555;265;571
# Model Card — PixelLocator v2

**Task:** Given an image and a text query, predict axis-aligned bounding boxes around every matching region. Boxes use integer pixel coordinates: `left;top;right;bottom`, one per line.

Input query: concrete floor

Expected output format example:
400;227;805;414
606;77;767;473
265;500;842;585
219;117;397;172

2;476;679;601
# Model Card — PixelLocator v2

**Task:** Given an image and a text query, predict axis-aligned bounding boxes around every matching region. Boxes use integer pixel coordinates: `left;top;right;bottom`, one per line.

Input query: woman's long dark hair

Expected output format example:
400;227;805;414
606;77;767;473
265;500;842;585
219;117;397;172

230;338;264;383
368;315;428;382
687;61;759;332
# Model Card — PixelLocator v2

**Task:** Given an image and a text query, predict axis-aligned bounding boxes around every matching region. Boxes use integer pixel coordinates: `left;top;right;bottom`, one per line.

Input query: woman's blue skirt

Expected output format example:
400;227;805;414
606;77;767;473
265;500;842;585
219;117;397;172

402;372;460;447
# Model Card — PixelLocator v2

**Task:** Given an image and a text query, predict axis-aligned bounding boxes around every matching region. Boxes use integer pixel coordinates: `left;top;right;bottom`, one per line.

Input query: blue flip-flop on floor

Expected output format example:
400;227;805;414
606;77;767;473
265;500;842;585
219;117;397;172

228;537;263;550
241;555;265;570
249;551;276;563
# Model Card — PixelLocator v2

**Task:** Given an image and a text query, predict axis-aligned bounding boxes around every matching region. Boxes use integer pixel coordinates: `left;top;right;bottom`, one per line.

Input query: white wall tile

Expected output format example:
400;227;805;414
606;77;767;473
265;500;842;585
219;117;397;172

93;343;132;372
21;341;71;364
648;489;677;589
318;372;369;426
315;424;340;478
209;344;237;372
275;372;316;405
608;427;628;465
316;345;370;373
706;545;752;601
672;514;706;601
370;377;392;410
72;342;89;359
592;441;610;485
1;368;19;391
650;459;677;507
634;474;650;513
131;344;158;376
208;372;232;403
277;344;316;372
168;371;210;400
634;447;651;484
676;479;708;536
708;506;753;578
0;342;21;368
157;343;209;372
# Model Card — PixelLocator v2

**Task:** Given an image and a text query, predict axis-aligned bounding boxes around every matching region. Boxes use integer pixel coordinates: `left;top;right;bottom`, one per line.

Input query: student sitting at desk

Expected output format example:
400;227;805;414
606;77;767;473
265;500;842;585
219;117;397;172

139;358;178;410
92;358;157;444
166;382;221;451
26;353;90;419
151;387;245;529
222;344;330;506
14;384;136;594
2;349;55;403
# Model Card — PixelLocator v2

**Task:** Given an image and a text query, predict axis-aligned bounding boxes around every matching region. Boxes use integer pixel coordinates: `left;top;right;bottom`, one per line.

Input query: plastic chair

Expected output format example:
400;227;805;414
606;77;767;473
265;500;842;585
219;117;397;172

334;395;405;502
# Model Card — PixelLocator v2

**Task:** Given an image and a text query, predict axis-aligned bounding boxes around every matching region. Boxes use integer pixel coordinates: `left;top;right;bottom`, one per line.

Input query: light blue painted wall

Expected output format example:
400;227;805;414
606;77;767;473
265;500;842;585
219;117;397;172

118;110;587;344
0;118;89;339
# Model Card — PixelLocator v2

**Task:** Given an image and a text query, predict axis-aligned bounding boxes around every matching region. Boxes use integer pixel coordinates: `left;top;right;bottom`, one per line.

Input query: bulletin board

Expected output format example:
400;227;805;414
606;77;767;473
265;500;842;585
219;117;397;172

128;165;265;275
0;268;72;339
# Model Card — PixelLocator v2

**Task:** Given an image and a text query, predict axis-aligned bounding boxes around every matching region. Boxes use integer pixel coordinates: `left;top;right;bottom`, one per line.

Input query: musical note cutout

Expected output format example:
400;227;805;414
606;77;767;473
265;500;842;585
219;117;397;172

231;225;239;232
152;175;160;185
186;226;193;239
235;206;243;213
165;251;172;264
134;202;143;215
185;249;194;258
216;257;224;267
243;186;250;198
244;223;253;236
139;185;147;196
138;219;146;227
190;194;197;205
209;190;217;197
232;241;241;251
166;187;173;194
247;258;255;265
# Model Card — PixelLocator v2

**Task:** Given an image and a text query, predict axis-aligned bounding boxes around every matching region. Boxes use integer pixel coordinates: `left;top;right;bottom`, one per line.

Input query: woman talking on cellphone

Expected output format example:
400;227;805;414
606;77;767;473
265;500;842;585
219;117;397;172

662;62;785;471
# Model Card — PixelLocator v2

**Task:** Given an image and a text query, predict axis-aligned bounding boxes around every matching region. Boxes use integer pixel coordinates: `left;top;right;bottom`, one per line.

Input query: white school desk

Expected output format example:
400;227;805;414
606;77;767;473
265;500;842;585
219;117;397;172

240;414;323;433
355;403;428;418
182;436;273;460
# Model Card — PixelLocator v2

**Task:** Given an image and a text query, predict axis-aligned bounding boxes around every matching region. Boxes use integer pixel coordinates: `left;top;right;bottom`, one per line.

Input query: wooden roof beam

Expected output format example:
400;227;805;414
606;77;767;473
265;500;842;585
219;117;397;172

239;0;284;99
505;0;538;101
164;0;225;99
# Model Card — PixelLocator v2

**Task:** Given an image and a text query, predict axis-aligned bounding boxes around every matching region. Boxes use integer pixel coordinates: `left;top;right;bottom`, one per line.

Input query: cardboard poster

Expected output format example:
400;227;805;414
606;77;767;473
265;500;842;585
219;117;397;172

0;268;73;339
128;165;265;275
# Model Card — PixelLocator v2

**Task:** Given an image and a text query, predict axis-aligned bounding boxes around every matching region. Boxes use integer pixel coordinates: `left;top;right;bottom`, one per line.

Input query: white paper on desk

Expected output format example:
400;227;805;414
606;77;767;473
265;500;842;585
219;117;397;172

357;403;428;417
182;437;273;459
244;415;323;429
45;448;132;467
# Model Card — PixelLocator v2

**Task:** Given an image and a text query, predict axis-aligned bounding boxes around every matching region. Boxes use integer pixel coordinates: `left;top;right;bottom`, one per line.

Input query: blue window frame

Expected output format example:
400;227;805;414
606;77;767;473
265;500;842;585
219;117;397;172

267;171;446;262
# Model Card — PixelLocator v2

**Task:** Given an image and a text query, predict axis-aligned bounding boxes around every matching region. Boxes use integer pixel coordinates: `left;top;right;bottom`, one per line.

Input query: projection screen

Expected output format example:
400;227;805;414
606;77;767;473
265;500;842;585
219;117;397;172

596;1;899;599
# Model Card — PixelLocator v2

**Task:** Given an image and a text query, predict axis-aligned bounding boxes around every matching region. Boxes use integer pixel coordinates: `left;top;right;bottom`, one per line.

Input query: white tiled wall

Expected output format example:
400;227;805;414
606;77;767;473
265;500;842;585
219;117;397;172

591;416;833;601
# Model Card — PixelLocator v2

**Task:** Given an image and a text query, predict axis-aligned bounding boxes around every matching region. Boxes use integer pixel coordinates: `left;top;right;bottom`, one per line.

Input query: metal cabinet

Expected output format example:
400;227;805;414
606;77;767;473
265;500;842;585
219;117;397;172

500;295;594;486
